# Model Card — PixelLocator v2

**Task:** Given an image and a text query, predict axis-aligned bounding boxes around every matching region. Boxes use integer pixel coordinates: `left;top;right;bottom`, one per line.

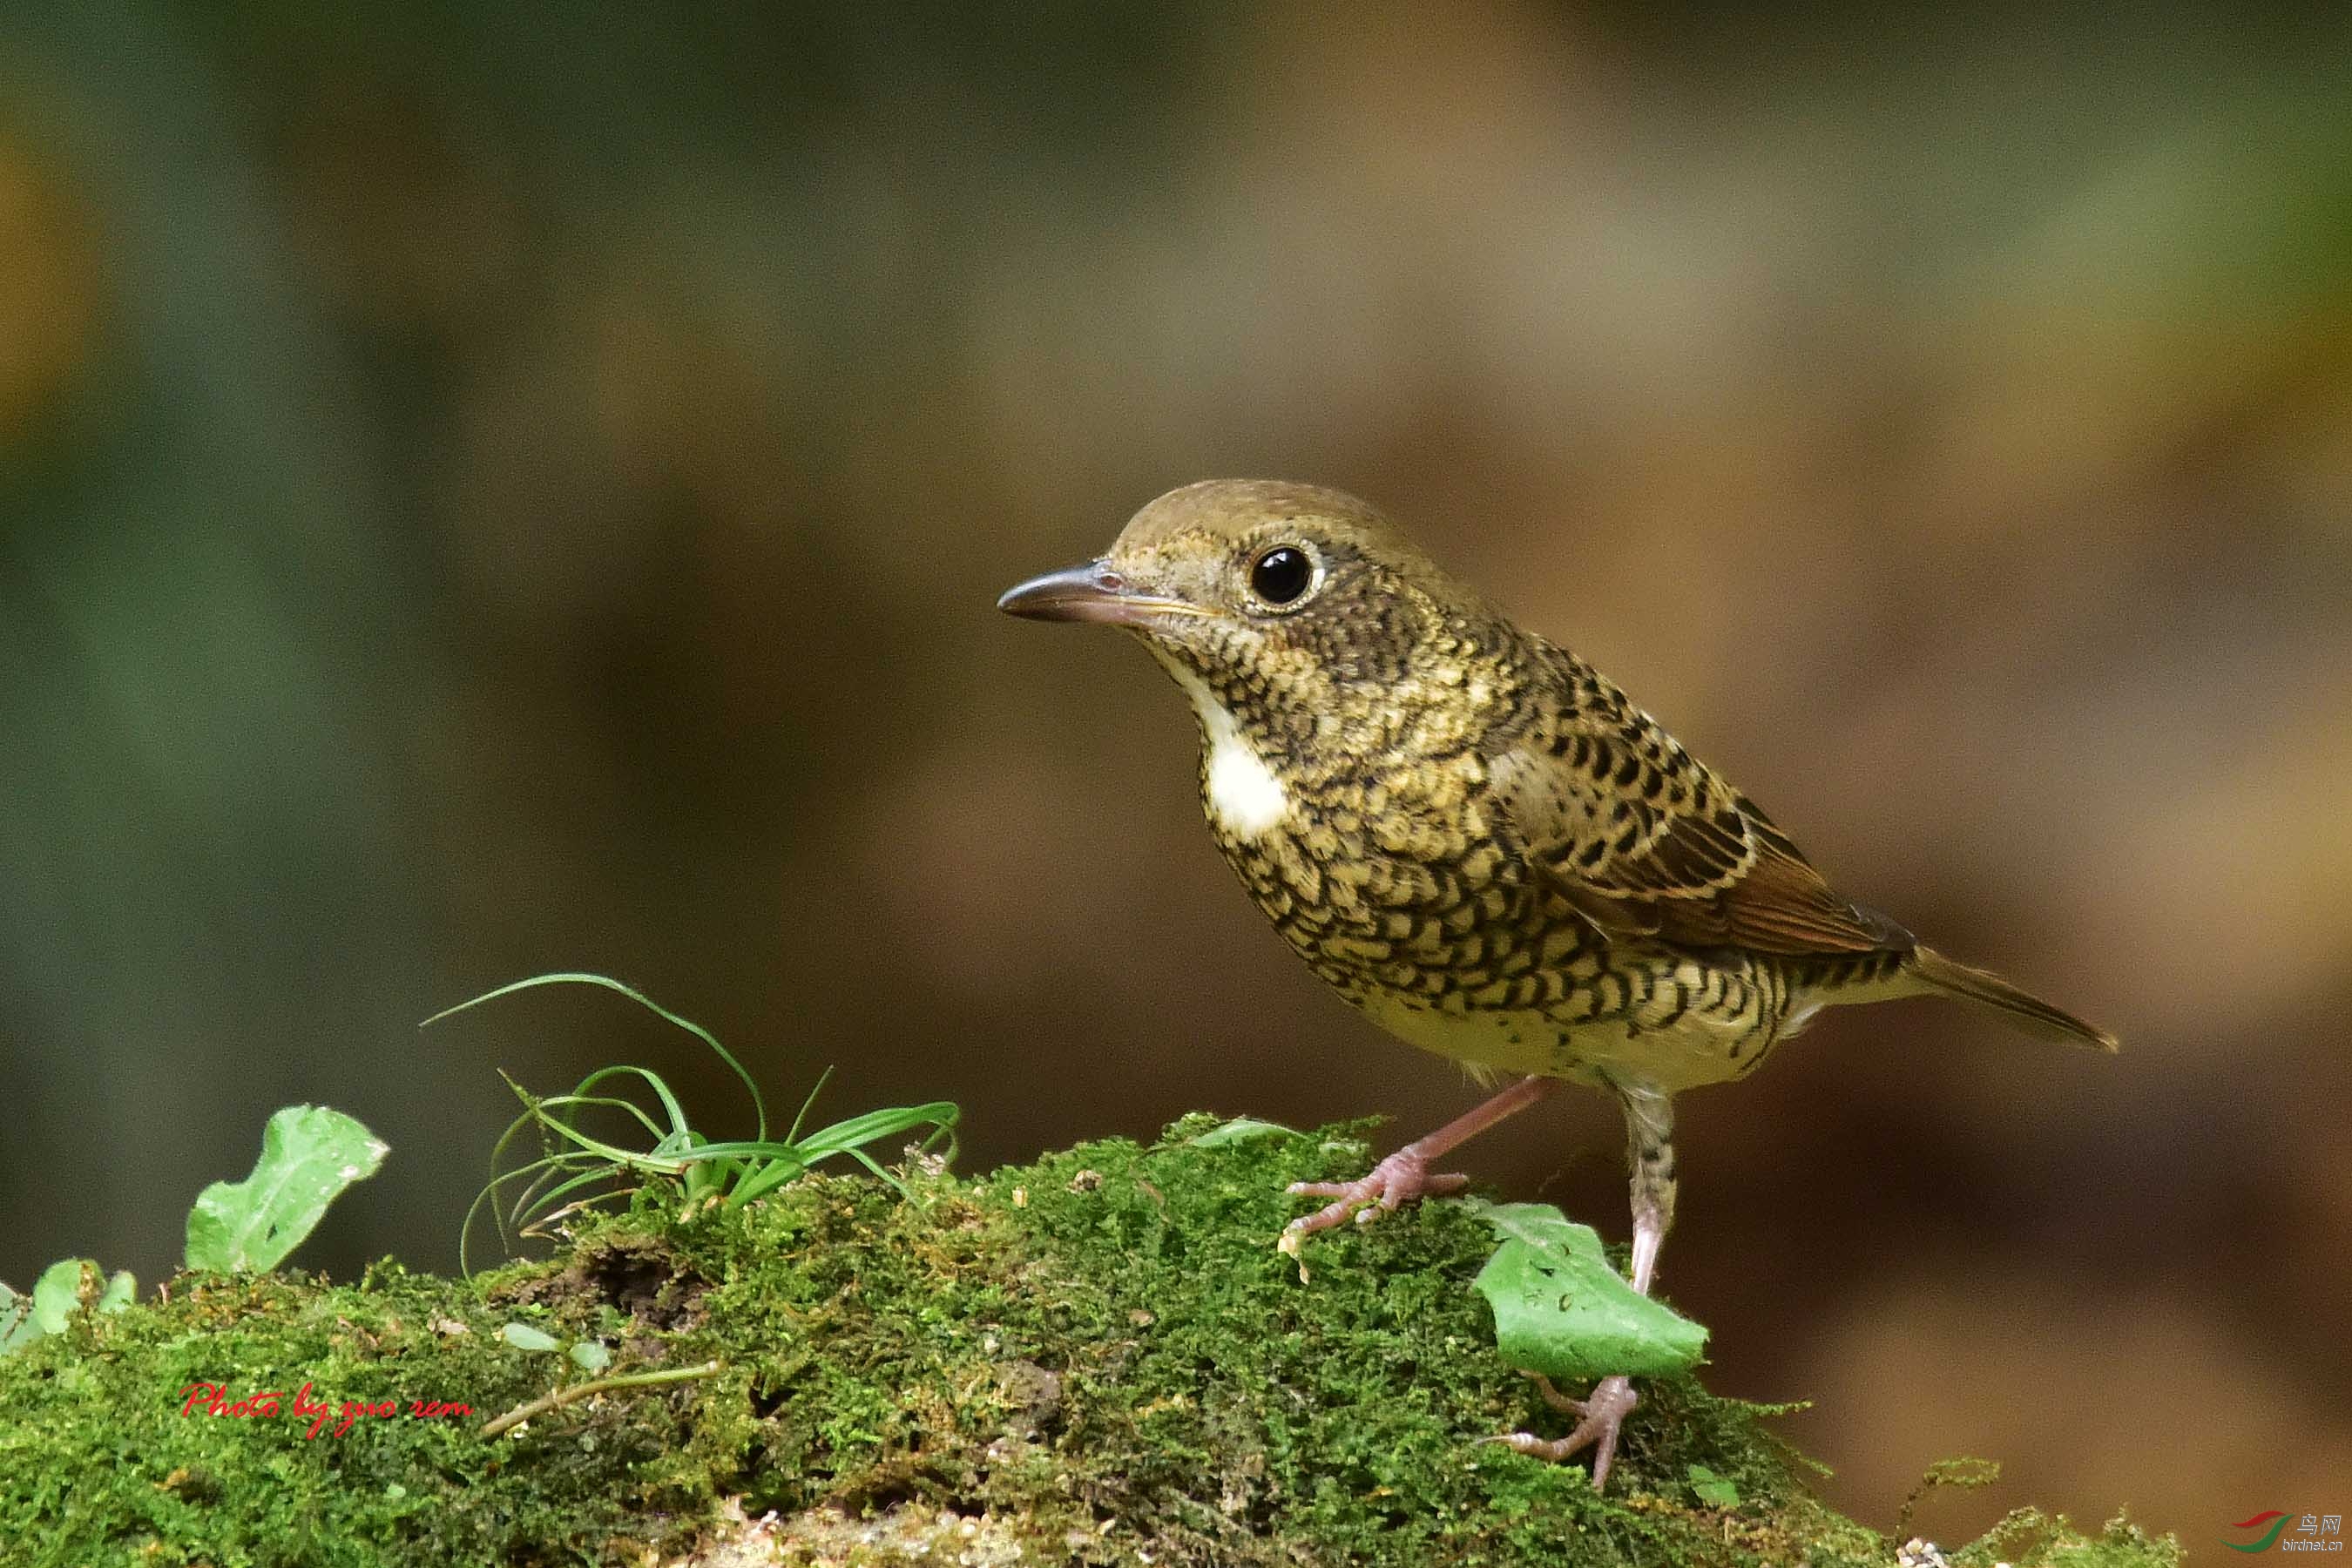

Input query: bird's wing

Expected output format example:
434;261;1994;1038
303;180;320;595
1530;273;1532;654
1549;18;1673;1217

1486;645;1909;956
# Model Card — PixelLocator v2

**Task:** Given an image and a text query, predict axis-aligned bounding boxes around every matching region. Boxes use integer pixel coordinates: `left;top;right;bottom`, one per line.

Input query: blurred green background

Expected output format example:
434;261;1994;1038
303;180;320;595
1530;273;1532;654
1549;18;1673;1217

3;0;2349;1543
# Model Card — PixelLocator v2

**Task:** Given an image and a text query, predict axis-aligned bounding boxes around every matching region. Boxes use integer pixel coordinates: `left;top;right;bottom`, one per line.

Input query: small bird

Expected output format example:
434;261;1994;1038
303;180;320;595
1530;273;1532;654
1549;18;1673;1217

998;479;2114;1488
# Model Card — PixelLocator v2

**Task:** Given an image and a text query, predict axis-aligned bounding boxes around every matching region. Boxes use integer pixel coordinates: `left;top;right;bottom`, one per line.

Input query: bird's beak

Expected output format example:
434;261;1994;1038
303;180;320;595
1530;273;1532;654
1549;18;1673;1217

996;559;1205;627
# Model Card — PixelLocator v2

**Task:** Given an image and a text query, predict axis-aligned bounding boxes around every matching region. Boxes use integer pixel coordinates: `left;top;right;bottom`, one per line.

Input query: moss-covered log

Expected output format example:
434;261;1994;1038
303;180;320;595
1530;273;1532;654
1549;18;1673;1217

0;1117;2177;1566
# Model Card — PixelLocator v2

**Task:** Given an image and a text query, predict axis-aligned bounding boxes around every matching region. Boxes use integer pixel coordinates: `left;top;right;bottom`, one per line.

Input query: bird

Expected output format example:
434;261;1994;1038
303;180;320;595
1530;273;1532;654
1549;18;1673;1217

997;478;2115;1489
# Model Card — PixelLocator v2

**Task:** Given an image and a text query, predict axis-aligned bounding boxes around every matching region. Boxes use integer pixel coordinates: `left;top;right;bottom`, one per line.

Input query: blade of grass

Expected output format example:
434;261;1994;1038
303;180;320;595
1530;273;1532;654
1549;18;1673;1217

442;973;962;1267
425;973;767;1142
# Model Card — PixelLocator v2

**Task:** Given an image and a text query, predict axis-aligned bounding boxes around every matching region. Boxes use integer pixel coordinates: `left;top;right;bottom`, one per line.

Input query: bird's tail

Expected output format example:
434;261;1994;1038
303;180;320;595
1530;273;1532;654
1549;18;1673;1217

1905;946;2118;1051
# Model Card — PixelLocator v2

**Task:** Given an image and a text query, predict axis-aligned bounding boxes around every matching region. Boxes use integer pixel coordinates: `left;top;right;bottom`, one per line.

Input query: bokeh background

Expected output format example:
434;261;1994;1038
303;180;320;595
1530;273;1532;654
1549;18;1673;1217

4;0;2349;1544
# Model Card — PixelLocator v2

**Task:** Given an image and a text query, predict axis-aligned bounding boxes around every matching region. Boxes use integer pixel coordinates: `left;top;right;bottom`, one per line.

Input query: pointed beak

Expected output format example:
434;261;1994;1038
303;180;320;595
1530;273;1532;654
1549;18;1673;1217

996;559;1204;627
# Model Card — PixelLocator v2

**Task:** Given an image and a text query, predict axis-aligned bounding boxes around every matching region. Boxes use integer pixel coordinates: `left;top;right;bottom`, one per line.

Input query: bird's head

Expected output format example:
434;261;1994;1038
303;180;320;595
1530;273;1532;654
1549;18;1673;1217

998;479;1504;750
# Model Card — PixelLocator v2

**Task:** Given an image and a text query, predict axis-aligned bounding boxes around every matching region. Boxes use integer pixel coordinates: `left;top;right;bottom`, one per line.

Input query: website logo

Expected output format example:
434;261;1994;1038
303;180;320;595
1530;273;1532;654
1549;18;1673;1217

2222;1512;2343;1554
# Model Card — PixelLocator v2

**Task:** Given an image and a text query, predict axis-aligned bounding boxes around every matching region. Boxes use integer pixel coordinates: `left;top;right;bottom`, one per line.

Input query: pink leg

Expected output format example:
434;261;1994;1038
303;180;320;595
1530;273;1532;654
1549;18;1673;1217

1497;1374;1641;1484
1280;1076;1558;1254
1490;1081;1675;1489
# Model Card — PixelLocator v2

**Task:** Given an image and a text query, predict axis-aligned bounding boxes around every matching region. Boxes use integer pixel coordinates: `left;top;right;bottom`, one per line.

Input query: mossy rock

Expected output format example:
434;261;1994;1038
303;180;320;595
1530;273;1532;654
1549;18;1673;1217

0;1116;2178;1566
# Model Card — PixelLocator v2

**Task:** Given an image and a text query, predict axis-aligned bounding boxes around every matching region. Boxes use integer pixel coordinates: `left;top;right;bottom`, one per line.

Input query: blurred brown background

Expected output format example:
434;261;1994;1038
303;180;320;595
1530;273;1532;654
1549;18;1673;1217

3;0;2348;1544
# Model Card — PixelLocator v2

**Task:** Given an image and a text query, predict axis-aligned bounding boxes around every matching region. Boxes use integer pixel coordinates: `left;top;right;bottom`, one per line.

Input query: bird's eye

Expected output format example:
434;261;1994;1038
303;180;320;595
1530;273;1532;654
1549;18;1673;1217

1249;545;1314;606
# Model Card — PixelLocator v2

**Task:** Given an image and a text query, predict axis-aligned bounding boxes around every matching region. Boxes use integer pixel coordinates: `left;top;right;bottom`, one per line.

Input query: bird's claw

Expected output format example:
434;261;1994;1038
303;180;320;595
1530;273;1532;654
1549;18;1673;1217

1281;1147;1470;1246
1485;1373;1639;1490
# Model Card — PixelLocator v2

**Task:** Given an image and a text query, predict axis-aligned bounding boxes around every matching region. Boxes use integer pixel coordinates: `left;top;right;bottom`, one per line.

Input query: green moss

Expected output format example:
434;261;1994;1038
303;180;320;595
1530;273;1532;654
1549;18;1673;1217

0;1117;2180;1567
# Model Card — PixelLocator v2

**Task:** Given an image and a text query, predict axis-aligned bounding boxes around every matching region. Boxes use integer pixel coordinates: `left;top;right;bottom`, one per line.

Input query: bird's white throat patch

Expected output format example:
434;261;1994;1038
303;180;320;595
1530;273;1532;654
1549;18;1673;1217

1165;663;1289;838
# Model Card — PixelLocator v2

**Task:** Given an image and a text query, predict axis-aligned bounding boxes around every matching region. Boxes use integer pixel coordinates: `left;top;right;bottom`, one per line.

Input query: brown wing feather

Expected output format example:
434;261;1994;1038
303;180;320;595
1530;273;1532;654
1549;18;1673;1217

1488;645;1910;957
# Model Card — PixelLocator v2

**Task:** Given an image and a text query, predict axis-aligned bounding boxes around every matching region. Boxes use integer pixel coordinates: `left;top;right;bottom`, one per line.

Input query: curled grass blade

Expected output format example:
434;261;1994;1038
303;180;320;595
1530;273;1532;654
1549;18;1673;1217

436;973;961;1270
425;972;766;1142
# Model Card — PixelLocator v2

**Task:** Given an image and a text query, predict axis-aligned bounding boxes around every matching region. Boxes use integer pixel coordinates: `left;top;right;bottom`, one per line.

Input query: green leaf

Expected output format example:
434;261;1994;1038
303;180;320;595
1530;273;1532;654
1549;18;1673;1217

185;1106;389;1272
0;1260;133;1356
1470;1202;1707;1382
1186;1117;1299;1148
96;1269;136;1314
1687;1463;1740;1507
30;1259;87;1337
499;1321;560;1353
568;1340;612;1372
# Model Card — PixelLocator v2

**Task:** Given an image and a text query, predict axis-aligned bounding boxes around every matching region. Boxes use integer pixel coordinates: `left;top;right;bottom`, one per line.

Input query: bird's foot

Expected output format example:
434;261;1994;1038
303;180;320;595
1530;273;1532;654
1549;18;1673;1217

1486;1373;1639;1490
1279;1146;1471;1254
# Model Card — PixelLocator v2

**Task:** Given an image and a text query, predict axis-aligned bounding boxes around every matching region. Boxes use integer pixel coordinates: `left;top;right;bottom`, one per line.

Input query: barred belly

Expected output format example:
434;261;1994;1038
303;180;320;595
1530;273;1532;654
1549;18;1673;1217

1350;950;1795;1092
1212;784;1916;1095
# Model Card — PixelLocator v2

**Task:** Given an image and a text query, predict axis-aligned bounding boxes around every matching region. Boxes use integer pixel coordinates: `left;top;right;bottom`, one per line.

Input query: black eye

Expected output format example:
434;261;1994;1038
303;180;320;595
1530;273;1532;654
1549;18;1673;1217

1250;545;1313;605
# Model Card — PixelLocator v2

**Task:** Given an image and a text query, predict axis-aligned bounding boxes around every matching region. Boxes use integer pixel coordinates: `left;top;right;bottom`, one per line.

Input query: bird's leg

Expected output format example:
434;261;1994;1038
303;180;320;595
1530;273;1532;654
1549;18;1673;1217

1281;1075;1558;1250
1622;1082;1674;1296
1494;1081;1675;1490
